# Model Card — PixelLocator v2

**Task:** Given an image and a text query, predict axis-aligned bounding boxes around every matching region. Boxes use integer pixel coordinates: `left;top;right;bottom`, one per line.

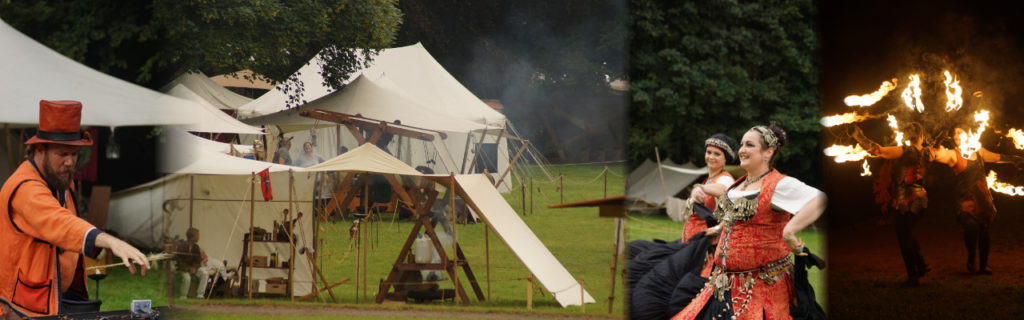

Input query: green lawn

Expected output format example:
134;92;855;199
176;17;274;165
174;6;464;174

94;164;629;318
626;212;827;309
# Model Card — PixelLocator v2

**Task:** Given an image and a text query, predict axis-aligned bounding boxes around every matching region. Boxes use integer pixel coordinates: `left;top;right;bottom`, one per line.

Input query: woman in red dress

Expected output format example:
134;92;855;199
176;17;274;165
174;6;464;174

673;124;827;320
682;134;738;242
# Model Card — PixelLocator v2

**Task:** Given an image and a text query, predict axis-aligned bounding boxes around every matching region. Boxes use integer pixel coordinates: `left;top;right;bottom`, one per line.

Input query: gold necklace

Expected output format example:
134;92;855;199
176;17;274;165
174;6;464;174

741;170;770;189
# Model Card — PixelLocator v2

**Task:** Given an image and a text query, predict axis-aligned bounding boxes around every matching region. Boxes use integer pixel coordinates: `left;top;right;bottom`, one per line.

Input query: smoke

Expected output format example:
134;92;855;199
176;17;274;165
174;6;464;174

454;1;629;163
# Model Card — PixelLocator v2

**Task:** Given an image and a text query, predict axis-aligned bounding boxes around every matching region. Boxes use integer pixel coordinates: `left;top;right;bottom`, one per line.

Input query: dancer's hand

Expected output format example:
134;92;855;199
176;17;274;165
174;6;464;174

689;184;707;203
784;233;807;256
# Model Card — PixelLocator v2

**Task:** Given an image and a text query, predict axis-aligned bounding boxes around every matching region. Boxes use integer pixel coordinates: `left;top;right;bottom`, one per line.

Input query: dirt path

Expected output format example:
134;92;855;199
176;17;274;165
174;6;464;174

176;304;618;319
828;198;1024;319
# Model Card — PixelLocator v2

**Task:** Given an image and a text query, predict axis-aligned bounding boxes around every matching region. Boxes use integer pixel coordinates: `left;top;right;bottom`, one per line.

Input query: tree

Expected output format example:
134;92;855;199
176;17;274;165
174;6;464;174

0;0;402;105
629;0;821;183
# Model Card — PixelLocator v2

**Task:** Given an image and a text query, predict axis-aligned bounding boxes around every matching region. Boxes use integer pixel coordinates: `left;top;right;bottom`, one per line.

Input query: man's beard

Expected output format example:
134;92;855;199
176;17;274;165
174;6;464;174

41;156;75;191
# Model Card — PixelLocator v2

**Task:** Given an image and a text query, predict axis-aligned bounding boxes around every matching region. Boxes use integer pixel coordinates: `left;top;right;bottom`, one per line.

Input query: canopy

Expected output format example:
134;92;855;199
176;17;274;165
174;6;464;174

298;143;423;176
237;43;506;127
162;72;253;110
625;159;704;207
243;75;487;134
166;84;264;134
0;18;198;127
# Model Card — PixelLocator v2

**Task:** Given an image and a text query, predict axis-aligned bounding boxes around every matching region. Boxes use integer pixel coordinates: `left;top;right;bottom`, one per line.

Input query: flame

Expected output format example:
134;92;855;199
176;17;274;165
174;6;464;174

943;71;964;112
986;170;1024;196
901;74;925;113
820;112;867;127
860;160;872;176
886;114;908;146
824;144;870;163
844;79;898;107
957;110;990;159
1007;128;1024;149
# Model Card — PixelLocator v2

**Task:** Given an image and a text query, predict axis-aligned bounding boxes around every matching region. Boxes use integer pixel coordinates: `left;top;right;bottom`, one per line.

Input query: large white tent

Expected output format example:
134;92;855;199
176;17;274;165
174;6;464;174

162;72;254;111
109;133;315;296
0;18;200;127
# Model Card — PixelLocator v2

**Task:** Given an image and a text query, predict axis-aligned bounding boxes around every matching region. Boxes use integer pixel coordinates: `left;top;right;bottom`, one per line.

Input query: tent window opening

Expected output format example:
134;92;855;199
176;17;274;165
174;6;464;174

474;143;498;174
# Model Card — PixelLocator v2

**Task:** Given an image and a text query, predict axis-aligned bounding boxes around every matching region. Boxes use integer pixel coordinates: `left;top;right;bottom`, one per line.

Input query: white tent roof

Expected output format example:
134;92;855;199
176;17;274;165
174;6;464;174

0;19;199;127
166;84;264;134
160;129;293;175
298;143;423;176
625;160;705;206
162;72;253;110
243;75;488;133
237;43;506;127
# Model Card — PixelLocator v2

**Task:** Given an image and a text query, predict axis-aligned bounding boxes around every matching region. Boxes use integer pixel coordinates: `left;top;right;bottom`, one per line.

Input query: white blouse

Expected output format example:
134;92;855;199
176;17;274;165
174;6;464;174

711;174;736;188
726;176;822;215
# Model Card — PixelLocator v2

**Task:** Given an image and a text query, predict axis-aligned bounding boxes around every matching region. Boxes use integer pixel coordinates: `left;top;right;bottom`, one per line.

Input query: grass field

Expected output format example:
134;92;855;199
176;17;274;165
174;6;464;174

91;164;630;318
626;211;828;309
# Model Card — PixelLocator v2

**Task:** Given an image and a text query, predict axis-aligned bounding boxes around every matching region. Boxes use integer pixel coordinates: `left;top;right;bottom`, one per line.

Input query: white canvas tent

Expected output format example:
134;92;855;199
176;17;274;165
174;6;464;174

108;137;315;296
0;18;200;127
162;72;254;111
165;84;264;135
625;159;705;210
294;144;591;307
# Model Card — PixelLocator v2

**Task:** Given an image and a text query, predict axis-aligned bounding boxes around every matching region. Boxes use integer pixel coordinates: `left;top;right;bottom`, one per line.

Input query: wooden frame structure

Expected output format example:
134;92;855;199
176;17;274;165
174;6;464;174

298;109;485;305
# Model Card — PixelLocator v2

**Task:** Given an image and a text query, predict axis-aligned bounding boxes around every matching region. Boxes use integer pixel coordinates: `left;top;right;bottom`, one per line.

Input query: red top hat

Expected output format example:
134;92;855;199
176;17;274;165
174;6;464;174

25;100;93;146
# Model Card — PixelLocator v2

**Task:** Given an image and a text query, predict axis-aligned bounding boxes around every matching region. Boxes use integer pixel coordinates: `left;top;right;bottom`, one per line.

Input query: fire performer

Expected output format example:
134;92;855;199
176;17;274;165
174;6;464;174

0;101;151;317
850;122;931;285
928;128;1022;274
673;124;827;320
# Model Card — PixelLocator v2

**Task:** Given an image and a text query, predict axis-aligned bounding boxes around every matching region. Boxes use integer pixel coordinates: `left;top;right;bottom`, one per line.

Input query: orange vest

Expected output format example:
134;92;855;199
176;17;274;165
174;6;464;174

0;161;98;317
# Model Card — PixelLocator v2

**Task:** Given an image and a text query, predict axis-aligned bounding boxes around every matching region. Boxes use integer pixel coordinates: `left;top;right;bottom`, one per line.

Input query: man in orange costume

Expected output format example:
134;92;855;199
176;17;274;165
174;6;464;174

0;100;150;318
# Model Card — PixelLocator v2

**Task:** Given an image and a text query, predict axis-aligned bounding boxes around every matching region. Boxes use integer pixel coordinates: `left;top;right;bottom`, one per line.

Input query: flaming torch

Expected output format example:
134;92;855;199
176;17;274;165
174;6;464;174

957;110;991;159
821;112;868;127
1006;128;1024;150
824;144;871;163
943;70;964;112
886;114;907;146
844;79;898;107
986;170;1024;196
901;74;925;113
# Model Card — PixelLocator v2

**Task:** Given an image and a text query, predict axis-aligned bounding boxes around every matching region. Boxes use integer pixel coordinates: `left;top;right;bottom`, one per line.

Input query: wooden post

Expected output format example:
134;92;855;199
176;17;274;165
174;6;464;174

526;275;534;311
493;141;529;188
580;277;586;313
559;174;564;204
529;177;534;216
363;179;370;302
654;147;668;203
485;222;491;300
520;182;526;215
608;217;623;314
248;172;255;299
288;170;296;301
449;173;459;301
188;175;194;228
355;217;361;303
603;166;609;198
459;132;474;173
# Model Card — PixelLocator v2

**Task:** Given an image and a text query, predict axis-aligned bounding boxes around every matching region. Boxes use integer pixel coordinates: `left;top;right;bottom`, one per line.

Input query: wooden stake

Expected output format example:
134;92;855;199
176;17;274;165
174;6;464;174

485;222;491;300
526;275;534;311
449;174;459;301
559;174;564;204
603;166;608;198
520;181;526;215
529;177;534;215
608;217;623;314
248;172;255;299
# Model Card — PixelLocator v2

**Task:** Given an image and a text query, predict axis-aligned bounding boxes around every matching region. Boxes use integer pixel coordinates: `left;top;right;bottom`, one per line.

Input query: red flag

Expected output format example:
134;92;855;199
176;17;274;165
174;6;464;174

258;168;273;201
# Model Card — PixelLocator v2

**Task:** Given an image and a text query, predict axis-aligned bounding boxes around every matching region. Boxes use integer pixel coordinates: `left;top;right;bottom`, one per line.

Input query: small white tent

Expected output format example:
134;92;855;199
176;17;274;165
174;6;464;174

165;84;264;135
162;72;254;111
625;159;706;210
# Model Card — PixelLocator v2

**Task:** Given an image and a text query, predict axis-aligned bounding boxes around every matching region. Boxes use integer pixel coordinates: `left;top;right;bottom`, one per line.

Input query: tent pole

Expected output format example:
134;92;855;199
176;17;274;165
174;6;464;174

288;170;296;301
248;172;255;300
459;133;473;173
189;175;194;228
450;173;459;300
493;141;529;189
363;179;369;302
485;221;490;300
466;130;489;174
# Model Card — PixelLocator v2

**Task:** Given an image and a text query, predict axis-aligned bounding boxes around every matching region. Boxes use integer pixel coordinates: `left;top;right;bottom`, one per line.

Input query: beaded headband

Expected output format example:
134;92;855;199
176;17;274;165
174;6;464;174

752;126;779;149
705;137;736;162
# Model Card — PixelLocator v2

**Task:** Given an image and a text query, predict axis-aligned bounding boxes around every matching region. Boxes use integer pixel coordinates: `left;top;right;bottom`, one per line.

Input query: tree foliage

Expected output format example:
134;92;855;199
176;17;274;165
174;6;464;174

0;0;402;102
629;0;821;183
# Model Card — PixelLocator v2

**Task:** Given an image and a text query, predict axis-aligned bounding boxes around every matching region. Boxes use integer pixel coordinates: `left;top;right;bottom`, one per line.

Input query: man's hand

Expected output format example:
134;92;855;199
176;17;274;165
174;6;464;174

96;233;151;275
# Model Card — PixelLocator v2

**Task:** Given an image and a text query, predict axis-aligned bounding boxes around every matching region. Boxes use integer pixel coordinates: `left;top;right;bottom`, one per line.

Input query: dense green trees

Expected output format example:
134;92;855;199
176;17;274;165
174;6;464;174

630;0;821;182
